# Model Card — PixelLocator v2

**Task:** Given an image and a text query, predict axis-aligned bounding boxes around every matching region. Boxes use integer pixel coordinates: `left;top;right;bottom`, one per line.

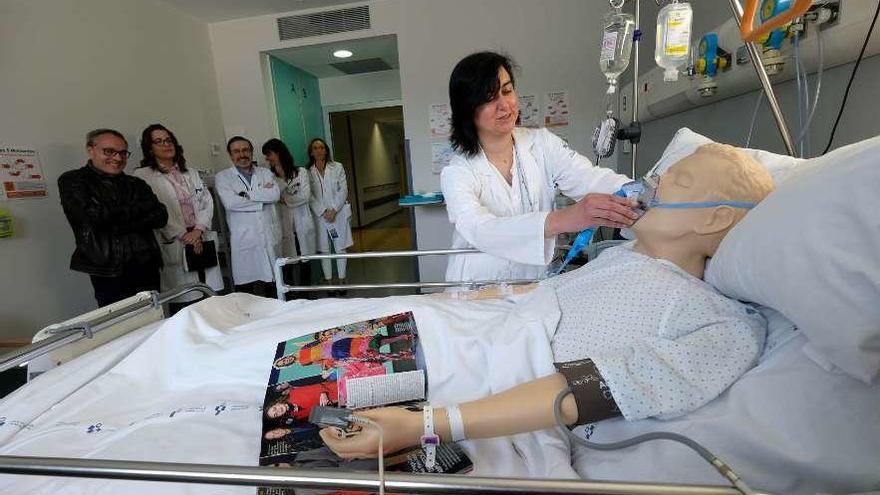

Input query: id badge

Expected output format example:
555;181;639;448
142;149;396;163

328;227;339;239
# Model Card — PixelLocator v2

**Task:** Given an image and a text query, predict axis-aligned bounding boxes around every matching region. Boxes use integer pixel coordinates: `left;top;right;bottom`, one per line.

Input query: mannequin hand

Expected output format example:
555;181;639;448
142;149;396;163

546;193;638;236
320;407;421;459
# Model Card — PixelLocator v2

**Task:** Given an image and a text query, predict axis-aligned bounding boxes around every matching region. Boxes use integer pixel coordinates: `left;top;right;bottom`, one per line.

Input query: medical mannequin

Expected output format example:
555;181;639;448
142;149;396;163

320;143;775;459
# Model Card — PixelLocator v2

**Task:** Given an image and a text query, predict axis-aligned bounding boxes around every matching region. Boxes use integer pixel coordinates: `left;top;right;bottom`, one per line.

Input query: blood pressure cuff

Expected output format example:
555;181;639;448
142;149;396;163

554;358;621;425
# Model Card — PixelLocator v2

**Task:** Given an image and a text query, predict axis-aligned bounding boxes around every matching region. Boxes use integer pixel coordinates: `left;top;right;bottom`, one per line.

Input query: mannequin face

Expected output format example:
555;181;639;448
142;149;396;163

632;147;737;245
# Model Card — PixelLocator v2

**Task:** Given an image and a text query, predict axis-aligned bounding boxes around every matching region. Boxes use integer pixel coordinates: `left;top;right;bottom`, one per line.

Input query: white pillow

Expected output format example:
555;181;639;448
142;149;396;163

706;135;880;384
652;128;805;182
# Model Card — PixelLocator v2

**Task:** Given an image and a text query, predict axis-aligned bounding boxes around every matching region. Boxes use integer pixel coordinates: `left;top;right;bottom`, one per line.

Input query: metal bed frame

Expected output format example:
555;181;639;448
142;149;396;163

0;0;802;492
273;248;547;300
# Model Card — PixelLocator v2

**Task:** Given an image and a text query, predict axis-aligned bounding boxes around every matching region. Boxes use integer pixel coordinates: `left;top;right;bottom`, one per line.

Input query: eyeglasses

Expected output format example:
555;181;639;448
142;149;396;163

152;138;174;146
96;147;131;159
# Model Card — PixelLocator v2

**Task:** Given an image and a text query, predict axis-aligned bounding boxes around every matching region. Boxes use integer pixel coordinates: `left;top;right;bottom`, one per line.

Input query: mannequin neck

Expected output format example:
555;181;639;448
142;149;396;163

632;236;710;280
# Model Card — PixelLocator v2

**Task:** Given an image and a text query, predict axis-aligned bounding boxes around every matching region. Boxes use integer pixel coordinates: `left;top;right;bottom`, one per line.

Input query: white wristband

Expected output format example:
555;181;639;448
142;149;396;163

420;407;440;469
445;405;466;442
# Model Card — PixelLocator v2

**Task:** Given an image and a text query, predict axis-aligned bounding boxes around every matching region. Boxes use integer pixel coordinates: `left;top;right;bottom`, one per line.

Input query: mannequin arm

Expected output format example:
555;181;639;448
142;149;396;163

320;373;578;458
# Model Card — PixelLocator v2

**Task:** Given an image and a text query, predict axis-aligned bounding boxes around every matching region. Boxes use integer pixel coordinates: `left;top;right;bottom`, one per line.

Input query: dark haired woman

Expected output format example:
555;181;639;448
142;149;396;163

134;124;223;300
263;139;317;260
307;138;353;287
264;138;316;294
441;52;638;282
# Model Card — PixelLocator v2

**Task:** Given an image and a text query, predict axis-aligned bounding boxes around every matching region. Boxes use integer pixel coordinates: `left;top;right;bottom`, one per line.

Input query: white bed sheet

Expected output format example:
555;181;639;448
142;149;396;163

1;293;878;495
0;292;572;494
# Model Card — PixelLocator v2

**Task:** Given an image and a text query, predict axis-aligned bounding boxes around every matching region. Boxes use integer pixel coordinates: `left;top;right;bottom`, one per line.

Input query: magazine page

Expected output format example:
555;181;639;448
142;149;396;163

257;312;473;495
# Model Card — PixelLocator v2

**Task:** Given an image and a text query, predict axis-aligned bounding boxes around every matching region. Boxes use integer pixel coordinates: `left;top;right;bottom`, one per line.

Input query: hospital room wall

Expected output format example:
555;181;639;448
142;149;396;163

619;0;880;174
631;55;880;174
0;0;226;343
208;0;616;282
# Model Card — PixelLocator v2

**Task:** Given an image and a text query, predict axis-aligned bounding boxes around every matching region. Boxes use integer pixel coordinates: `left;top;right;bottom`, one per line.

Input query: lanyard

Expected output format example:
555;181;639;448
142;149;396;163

237;172;253;192
513;145;536;214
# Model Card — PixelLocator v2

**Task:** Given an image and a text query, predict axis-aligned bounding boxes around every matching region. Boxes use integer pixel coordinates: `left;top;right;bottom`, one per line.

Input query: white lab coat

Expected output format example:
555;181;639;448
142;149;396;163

440;127;630;282
132;166;224;296
275;171;317;258
309;161;353;252
215;165;282;285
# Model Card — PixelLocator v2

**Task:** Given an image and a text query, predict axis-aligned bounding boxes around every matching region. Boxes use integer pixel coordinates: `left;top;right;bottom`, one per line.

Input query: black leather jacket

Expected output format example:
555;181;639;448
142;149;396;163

58;162;168;277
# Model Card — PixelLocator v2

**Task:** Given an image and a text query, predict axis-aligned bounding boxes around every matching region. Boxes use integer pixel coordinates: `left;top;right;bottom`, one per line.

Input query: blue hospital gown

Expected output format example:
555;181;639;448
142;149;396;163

537;242;766;420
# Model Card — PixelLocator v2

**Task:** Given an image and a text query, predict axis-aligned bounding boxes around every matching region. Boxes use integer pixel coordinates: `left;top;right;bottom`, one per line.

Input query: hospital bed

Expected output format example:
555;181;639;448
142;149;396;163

1;277;877;495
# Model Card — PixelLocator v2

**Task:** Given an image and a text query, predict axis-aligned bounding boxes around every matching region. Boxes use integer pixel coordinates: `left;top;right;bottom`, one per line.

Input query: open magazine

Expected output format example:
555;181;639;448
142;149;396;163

258;312;472;495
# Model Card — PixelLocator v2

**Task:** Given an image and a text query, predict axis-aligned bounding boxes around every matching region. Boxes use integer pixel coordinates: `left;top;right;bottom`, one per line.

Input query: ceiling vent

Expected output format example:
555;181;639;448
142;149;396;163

329;57;392;75
277;5;370;41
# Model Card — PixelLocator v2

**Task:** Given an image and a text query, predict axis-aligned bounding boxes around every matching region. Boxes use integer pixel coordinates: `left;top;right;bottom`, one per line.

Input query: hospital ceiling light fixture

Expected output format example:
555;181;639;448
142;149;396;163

333;49;353;59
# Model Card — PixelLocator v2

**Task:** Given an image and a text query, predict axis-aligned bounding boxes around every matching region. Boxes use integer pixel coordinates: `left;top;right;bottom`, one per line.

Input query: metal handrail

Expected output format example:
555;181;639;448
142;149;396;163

0;455;770;495
0;284;216;374
273;249;541;299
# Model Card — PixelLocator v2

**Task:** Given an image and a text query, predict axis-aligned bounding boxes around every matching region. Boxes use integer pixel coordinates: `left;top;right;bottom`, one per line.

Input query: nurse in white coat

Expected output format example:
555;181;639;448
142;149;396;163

263;138;317;258
307;138;353;283
215;136;282;294
441;52;639;282
134;124;223;300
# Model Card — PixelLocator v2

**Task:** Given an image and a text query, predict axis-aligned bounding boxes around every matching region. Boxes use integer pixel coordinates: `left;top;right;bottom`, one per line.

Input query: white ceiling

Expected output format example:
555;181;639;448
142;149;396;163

157;0;362;23
269;34;399;78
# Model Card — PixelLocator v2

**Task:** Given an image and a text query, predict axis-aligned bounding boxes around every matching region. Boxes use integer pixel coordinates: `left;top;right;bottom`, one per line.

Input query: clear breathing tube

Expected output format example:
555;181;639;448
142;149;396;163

797;24;824;150
552;388;757;495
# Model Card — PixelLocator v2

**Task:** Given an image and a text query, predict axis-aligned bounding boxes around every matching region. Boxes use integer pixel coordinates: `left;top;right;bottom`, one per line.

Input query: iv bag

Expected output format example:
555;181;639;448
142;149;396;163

655;1;693;81
600;9;636;94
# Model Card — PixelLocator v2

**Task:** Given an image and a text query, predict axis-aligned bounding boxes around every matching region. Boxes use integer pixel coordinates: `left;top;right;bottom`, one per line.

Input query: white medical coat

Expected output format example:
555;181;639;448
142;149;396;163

440;127;630;282
132;166;223;295
275;171;317;258
309;161;353;252
215;165;281;285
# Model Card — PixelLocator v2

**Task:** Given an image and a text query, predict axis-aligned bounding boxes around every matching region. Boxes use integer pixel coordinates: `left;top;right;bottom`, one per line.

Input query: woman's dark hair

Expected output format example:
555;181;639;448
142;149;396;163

306;138;332;167
448;51;517;157
139;123;187;171
262;138;298;179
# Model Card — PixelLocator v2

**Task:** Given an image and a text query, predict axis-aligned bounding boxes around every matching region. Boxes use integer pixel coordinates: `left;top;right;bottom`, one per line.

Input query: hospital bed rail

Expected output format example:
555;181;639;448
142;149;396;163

0;455;775;495
0;283;217;374
273;248;542;300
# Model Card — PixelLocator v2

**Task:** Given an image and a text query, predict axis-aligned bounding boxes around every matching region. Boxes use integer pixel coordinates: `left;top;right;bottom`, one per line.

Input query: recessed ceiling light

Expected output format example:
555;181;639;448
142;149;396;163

333;49;353;59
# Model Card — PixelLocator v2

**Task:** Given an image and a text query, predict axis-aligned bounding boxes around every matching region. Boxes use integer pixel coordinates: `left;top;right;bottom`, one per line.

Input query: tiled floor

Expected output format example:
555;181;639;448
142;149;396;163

312;209;420;298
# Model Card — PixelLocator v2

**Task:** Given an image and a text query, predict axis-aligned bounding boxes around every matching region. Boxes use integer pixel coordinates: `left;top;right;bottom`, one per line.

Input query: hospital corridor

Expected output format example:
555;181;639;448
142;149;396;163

1;0;879;494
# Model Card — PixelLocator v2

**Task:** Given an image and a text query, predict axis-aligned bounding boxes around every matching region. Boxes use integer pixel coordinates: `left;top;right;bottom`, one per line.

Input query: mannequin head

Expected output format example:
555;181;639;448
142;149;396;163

632;144;773;271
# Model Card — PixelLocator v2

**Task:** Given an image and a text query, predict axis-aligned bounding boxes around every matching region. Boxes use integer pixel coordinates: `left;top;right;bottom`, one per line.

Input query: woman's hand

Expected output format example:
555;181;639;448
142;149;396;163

322;208;337;223
319;407;422;459
180;229;203;245
545;193;639;237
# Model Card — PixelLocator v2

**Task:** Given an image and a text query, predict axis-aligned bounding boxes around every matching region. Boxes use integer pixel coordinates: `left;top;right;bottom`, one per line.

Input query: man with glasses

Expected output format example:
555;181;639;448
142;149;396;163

58;128;168;307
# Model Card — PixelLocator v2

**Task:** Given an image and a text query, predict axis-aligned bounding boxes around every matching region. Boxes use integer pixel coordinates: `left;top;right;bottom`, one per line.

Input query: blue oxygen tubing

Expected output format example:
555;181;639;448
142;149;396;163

552;183;756;276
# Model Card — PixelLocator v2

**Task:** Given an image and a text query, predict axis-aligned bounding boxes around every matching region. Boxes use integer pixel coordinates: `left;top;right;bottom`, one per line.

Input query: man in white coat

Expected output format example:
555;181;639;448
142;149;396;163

215;136;281;296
